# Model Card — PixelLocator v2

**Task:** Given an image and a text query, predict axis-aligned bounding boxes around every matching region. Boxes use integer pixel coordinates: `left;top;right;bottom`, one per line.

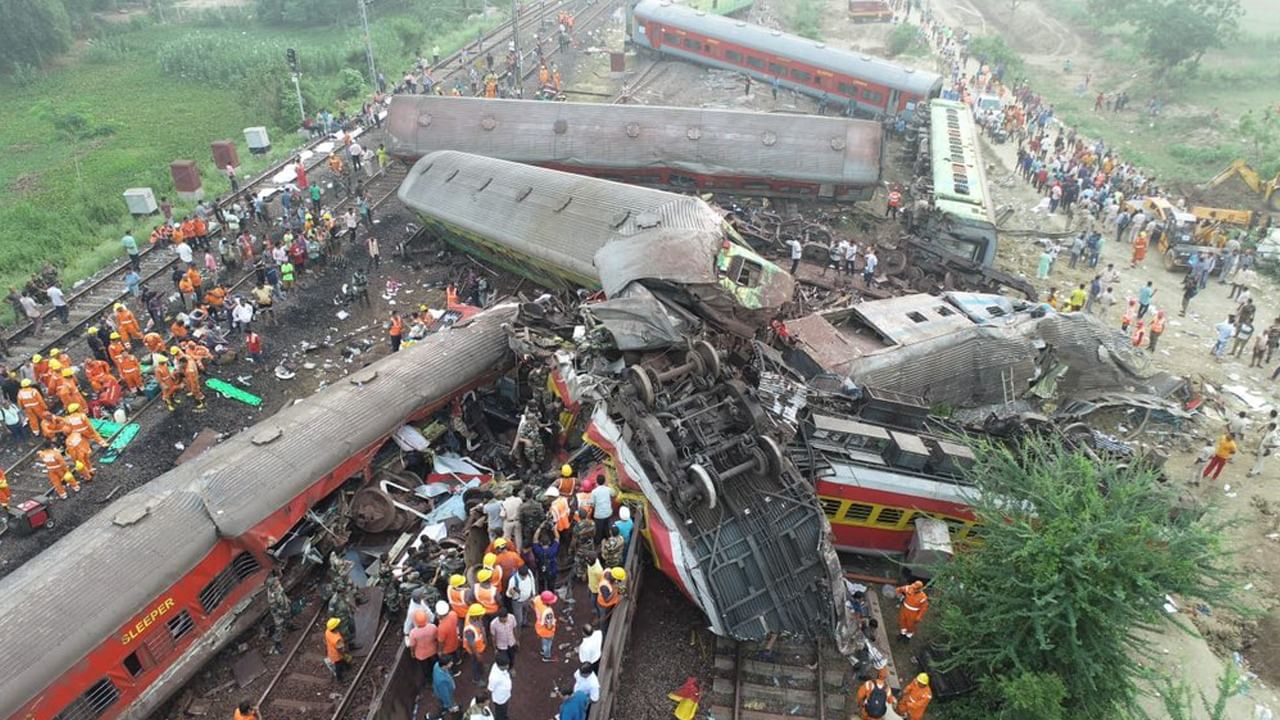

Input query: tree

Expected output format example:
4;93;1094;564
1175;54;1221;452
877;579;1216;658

0;0;73;69
1237;109;1280;177
967;35;1024;76
931;437;1237;717
1134;0;1243;77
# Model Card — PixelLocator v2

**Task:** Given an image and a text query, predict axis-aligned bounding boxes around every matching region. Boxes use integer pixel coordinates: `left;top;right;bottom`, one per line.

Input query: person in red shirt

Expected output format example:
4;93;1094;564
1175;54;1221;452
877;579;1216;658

246;331;263;364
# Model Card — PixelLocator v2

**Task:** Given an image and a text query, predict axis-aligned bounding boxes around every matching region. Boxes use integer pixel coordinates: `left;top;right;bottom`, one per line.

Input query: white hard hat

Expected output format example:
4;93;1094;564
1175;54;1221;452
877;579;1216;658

619;506;631;521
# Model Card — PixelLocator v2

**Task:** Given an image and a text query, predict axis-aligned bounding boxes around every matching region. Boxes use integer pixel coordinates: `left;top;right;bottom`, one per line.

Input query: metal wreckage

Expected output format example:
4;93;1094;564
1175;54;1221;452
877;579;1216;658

399;150;1190;656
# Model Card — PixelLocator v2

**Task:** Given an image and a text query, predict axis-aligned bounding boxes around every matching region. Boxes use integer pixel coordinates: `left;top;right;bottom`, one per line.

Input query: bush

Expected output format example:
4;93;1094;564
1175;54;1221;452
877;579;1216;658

336;67;366;100
789;0;822;40
968;34;1025;76
886;23;927;57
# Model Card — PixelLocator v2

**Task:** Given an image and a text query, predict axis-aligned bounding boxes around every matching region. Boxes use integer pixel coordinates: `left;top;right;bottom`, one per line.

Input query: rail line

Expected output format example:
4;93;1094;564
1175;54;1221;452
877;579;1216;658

255;601;394;720
1;158;408;500
711;636;849;720
513;0;623;94
0;0;570;362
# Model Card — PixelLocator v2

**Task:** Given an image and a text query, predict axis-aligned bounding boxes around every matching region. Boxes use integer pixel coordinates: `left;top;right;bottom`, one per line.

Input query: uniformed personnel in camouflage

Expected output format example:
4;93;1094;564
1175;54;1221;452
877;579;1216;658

376;553;403;614
572;513;597;581
519;488;547;549
514;401;546;468
265;571;295;654
600;528;625;568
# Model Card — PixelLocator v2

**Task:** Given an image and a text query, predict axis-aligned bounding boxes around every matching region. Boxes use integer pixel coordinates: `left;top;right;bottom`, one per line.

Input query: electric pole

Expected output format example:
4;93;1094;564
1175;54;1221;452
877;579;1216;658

358;0;378;89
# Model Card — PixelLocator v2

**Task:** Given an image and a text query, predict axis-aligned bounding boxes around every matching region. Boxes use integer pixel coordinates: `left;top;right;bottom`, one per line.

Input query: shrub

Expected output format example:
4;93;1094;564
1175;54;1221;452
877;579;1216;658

886;23;927;57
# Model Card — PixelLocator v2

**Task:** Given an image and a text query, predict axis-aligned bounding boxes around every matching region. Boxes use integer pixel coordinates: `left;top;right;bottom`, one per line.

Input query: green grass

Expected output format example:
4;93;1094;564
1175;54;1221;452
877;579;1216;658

0;9;498;322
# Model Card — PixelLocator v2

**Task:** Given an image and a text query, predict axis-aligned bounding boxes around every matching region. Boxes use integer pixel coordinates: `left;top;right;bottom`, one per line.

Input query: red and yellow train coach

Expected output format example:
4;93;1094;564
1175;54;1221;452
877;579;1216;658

631;0;943;117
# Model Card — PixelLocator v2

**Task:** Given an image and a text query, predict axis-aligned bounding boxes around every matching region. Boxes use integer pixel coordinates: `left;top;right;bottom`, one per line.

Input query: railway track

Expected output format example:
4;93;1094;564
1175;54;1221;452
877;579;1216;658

0;157;408;499
514;0;622;94
0;0;566;363
710;636;850;720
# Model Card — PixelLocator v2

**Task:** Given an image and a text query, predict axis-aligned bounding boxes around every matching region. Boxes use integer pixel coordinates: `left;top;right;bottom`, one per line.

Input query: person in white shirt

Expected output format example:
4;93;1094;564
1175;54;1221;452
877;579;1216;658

1251;422;1279;478
488;658;512;720
590;482;616;540
46;284;68;324
577;624;603;674
573;664;600;703
500;492;524;551
862;249;878;285
844;241;858;276
507;565;537;628
175;240;194;265
402;589;434;639
786;238;803;274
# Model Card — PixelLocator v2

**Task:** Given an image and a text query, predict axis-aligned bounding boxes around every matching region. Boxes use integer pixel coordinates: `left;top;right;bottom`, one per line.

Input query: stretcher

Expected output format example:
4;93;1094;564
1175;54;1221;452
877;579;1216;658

89;418;142;464
206;378;263;407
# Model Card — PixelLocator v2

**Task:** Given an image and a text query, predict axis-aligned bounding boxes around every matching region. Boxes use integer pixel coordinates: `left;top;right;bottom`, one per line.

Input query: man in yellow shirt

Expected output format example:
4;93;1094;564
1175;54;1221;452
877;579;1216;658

1068;283;1088;312
1202;432;1237;481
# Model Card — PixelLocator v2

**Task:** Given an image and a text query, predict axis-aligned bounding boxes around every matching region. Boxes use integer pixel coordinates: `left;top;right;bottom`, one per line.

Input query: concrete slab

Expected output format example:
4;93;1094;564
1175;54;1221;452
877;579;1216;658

352;586;384;657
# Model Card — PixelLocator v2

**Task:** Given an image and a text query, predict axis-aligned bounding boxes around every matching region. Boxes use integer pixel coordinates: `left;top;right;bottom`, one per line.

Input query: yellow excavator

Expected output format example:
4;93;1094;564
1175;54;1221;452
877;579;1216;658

1204;160;1280;211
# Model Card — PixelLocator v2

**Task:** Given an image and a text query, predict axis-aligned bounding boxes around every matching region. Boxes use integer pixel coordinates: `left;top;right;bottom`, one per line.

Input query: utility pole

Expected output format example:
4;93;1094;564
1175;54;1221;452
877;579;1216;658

358;0;378;89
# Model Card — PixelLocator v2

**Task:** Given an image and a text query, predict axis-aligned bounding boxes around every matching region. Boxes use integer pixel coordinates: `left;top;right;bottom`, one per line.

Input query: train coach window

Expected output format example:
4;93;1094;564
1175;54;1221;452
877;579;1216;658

838;82;857;96
54;679;120;720
198;552;262;615
726;256;763;287
747;56;764;69
167;609;195;640
790;68;812;83
842;503;875;523
664;32;680;44
874;506;904;526
725;49;742;63
768;63;785;76
124;651;145;678
861;89;885;103
683;38;699;50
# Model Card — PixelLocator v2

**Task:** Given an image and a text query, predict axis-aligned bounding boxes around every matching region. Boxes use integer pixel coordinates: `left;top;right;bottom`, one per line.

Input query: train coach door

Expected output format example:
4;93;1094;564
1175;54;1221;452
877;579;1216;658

888;89;901;114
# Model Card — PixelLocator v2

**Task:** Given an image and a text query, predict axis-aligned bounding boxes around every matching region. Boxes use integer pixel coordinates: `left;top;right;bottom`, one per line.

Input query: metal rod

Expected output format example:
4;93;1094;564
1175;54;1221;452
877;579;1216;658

358;0;378;88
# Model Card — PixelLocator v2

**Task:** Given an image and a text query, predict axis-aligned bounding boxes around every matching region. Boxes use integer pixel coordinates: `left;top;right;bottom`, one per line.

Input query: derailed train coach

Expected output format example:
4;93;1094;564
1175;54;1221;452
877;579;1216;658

0;307;517;720
385;95;885;202
397;150;795;335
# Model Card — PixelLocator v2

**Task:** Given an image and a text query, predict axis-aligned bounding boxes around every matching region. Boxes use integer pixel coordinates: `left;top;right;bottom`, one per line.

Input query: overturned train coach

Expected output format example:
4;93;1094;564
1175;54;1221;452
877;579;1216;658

0;306;518;720
385;95;885;202
398;150;795;335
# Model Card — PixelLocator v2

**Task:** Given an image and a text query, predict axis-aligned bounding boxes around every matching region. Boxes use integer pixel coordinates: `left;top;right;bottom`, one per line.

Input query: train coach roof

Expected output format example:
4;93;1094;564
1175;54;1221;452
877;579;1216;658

398;150;728;286
0;305;517;717
635;0;943;97
194;304;516;539
386;96;884;186
0;478;218;718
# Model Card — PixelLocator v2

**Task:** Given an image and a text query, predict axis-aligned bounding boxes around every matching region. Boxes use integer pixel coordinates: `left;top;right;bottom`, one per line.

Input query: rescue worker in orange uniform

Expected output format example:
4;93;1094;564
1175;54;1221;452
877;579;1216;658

56;368;88;412
154;355;183;411
481;552;504;591
555;465;575;496
538;64;549;87
37;447;78;499
65;431;95;480
118;351;144;393
113;303;143;343
895;673;933;720
533;590;557;662
63;404;106;447
143;331;165;355
179;351;206;410
448;574;472;620
40;358;62;394
170;317;190;340
31;353;49;387
83;358;114;392
90;373;123;417
0;467;9;510
40;412;67;444
324;617;352;681
181;340;213;368
49;347;74;370
388;311;404;352
107;332;128;369
596;567;623;622
548;487;572;534
234;701;259;720
896;580;929;641
855;667;895;720
474;568;500;618
17;379;47;432
185;266;203;294
462;603;488;684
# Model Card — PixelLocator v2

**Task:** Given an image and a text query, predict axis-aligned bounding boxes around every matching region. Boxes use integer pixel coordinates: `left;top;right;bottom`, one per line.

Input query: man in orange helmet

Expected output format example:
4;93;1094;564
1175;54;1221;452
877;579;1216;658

113;303;143;343
107;332;128;369
896;580;930;641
